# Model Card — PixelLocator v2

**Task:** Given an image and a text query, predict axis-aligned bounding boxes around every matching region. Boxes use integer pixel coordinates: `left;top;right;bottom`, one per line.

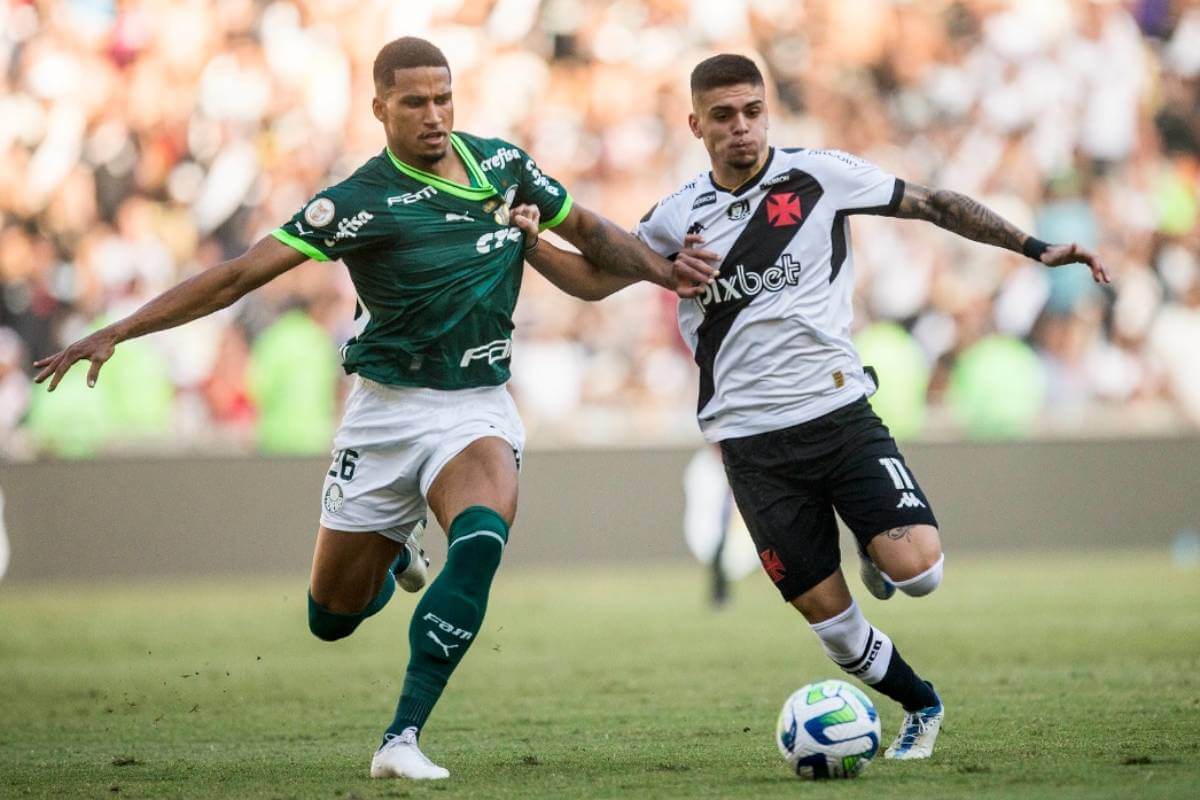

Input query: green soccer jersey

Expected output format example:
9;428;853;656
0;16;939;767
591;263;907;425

271;132;572;390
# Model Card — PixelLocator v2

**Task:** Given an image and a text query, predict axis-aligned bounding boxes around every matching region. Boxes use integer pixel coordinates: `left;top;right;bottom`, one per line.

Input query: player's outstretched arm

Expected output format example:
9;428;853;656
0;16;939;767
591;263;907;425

893;182;1111;284
547;203;717;293
33;235;307;391
512;205;714;300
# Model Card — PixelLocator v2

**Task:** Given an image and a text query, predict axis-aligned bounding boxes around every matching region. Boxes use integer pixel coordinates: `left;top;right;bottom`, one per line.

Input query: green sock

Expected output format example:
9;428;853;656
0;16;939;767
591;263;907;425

308;569;396;642
384;506;508;742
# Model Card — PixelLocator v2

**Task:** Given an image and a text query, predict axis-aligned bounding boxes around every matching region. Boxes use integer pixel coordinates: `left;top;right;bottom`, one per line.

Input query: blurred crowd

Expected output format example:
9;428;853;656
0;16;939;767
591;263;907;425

1;0;1198;458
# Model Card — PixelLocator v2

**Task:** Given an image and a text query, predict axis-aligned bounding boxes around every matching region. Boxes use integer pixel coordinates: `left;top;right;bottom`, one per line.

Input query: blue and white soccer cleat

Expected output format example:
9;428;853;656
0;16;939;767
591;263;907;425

858;550;896;601
370;727;449;780
884;691;943;760
395;521;430;593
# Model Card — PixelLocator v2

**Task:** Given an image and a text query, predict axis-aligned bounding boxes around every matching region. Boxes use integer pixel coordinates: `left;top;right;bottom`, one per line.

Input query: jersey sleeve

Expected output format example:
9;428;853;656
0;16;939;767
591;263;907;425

271;180;392;263
633;197;686;258
808;149;904;215
511;148;573;231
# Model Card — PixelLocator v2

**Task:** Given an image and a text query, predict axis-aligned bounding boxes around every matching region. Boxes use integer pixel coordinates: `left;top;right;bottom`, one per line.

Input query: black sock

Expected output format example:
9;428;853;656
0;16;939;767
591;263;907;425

871;647;937;711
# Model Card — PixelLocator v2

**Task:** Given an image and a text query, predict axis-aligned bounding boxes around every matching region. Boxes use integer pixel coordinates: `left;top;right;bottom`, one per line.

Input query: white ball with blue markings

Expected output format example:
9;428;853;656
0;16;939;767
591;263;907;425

776;679;881;779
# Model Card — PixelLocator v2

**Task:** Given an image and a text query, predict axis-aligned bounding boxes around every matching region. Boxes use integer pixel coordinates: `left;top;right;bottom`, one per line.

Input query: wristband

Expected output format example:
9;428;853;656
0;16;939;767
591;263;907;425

523;236;539;255
1022;237;1049;261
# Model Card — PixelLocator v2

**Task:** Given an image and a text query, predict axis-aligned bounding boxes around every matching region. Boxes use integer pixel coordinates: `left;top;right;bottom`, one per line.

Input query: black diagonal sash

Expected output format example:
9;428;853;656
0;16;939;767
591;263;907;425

693;169;824;415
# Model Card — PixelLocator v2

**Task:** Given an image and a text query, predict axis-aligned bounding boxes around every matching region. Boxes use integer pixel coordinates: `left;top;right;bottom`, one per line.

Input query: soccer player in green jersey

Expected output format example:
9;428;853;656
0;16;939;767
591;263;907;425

33;37;716;781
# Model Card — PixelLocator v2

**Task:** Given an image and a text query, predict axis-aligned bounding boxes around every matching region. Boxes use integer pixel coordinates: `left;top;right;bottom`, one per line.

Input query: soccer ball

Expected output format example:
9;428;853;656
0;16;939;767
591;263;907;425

775;679;881;779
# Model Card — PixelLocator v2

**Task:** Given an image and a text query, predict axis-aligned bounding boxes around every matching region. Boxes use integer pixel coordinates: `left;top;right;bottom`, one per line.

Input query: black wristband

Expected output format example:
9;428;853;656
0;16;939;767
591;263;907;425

523;237;539;255
1022;237;1050;261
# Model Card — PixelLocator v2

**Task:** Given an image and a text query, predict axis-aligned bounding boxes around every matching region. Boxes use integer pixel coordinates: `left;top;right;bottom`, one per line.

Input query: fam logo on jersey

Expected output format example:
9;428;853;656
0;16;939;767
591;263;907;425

460;338;512;367
387;186;437;206
323;483;344;514
759;548;787;584
726;199;750;220
304;197;335;227
323;211;374;248
696;254;803;310
766;192;803;228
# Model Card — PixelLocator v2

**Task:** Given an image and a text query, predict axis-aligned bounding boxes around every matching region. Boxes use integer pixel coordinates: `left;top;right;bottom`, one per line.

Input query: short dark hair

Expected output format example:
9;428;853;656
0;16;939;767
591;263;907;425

373;37;450;89
690;54;764;95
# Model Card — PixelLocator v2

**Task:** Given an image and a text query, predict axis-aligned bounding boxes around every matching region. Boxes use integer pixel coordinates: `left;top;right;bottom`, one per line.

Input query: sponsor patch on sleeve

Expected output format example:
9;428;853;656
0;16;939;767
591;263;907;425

304;197;336;228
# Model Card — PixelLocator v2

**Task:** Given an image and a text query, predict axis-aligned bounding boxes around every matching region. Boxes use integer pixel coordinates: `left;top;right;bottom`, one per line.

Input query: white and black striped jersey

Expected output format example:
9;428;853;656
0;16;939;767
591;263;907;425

635;147;904;442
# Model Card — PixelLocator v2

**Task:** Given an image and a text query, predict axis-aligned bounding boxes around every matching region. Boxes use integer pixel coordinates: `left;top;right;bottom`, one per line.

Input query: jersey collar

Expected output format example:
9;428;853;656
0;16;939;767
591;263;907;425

709;147;775;197
385;133;497;201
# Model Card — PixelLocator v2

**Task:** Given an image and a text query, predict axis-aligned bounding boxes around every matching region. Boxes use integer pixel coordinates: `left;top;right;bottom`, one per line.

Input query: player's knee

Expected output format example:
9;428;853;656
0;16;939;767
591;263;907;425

307;591;364;642
889;553;944;597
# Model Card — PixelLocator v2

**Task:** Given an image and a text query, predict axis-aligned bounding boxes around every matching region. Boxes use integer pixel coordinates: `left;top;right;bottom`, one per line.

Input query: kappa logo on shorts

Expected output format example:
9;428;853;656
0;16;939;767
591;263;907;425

759;548;787;584
897;492;926;509
323;483;344;513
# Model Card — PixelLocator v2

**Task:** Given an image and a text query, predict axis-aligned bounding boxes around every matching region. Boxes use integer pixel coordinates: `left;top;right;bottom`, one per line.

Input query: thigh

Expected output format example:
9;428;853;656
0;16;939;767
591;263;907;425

828;424;938;556
426;436;519;530
721;437;841;603
422;386;525;530
321;378;429;541
309;525;405;613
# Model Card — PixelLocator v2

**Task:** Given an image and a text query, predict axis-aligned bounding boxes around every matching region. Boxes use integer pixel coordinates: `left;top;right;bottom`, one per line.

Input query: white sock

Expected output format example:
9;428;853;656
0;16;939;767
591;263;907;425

809;601;894;685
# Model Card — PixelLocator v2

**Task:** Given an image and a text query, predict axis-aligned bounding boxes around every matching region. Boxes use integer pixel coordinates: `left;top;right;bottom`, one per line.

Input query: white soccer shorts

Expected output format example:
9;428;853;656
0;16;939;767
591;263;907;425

318;377;525;543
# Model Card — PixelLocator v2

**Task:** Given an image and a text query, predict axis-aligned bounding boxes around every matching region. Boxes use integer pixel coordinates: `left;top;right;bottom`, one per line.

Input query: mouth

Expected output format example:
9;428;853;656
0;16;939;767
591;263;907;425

420;131;447;147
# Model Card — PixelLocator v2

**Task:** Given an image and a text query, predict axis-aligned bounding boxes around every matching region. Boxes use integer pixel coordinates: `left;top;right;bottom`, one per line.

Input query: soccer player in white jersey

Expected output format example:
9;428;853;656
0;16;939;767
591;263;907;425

512;54;1109;761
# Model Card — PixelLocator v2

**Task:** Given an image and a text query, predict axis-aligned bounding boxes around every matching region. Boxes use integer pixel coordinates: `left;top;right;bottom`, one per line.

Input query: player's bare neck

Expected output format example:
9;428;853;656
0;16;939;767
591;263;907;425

711;149;771;193
389;139;472;185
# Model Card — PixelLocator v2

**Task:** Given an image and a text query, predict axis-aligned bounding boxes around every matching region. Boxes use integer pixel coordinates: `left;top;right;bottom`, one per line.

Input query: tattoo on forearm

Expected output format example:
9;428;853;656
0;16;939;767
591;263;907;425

580;215;664;283
896;183;1027;253
884;525;914;542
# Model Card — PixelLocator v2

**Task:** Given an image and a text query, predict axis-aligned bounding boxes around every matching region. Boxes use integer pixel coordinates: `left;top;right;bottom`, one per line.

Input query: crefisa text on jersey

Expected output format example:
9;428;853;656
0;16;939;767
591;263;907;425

323;210;374;248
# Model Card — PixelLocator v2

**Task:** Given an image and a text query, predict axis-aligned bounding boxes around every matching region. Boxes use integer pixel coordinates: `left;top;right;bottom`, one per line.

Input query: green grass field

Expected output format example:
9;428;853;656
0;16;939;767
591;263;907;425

1;552;1198;799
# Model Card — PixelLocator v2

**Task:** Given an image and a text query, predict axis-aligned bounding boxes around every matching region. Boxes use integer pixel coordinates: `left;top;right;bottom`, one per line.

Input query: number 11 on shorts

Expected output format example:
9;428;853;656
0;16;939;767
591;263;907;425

878;457;914;490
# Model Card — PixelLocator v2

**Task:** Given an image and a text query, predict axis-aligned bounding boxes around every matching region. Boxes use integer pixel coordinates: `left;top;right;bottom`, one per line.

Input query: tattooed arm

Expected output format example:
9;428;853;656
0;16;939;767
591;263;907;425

548;203;717;293
892;182;1110;283
511;204;715;300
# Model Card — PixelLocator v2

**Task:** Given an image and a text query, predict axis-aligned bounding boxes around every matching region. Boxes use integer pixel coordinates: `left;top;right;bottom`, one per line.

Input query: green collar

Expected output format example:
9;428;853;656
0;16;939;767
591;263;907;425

385;133;496;200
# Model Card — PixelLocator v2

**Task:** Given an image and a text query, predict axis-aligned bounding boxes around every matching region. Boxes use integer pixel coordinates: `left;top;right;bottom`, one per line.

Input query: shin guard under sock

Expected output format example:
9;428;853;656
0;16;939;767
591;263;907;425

386;506;508;740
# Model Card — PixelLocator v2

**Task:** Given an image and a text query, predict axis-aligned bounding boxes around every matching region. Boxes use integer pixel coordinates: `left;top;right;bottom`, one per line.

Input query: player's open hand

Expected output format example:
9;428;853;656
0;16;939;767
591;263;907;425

673;233;720;299
32;328;119;392
510;203;540;248
1041;243;1111;284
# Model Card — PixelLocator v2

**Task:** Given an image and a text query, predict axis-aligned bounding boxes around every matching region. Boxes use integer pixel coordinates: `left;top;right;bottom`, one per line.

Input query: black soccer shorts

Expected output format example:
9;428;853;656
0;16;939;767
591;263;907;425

718;396;938;602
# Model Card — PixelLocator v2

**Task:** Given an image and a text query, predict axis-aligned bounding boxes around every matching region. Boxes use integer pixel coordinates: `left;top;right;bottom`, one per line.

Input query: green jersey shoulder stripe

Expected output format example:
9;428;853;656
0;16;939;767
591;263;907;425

539;193;573;231
271;227;329;262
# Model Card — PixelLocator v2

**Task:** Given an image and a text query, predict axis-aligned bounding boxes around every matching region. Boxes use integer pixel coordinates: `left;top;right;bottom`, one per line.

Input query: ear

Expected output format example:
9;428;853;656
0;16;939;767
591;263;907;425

687;113;702;140
372;95;385;123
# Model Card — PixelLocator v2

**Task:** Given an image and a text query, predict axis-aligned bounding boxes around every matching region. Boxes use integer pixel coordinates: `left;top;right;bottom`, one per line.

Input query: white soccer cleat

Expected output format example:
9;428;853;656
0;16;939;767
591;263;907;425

395;522;430;593
370;727;449;780
884;694;943;760
858;553;896;601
